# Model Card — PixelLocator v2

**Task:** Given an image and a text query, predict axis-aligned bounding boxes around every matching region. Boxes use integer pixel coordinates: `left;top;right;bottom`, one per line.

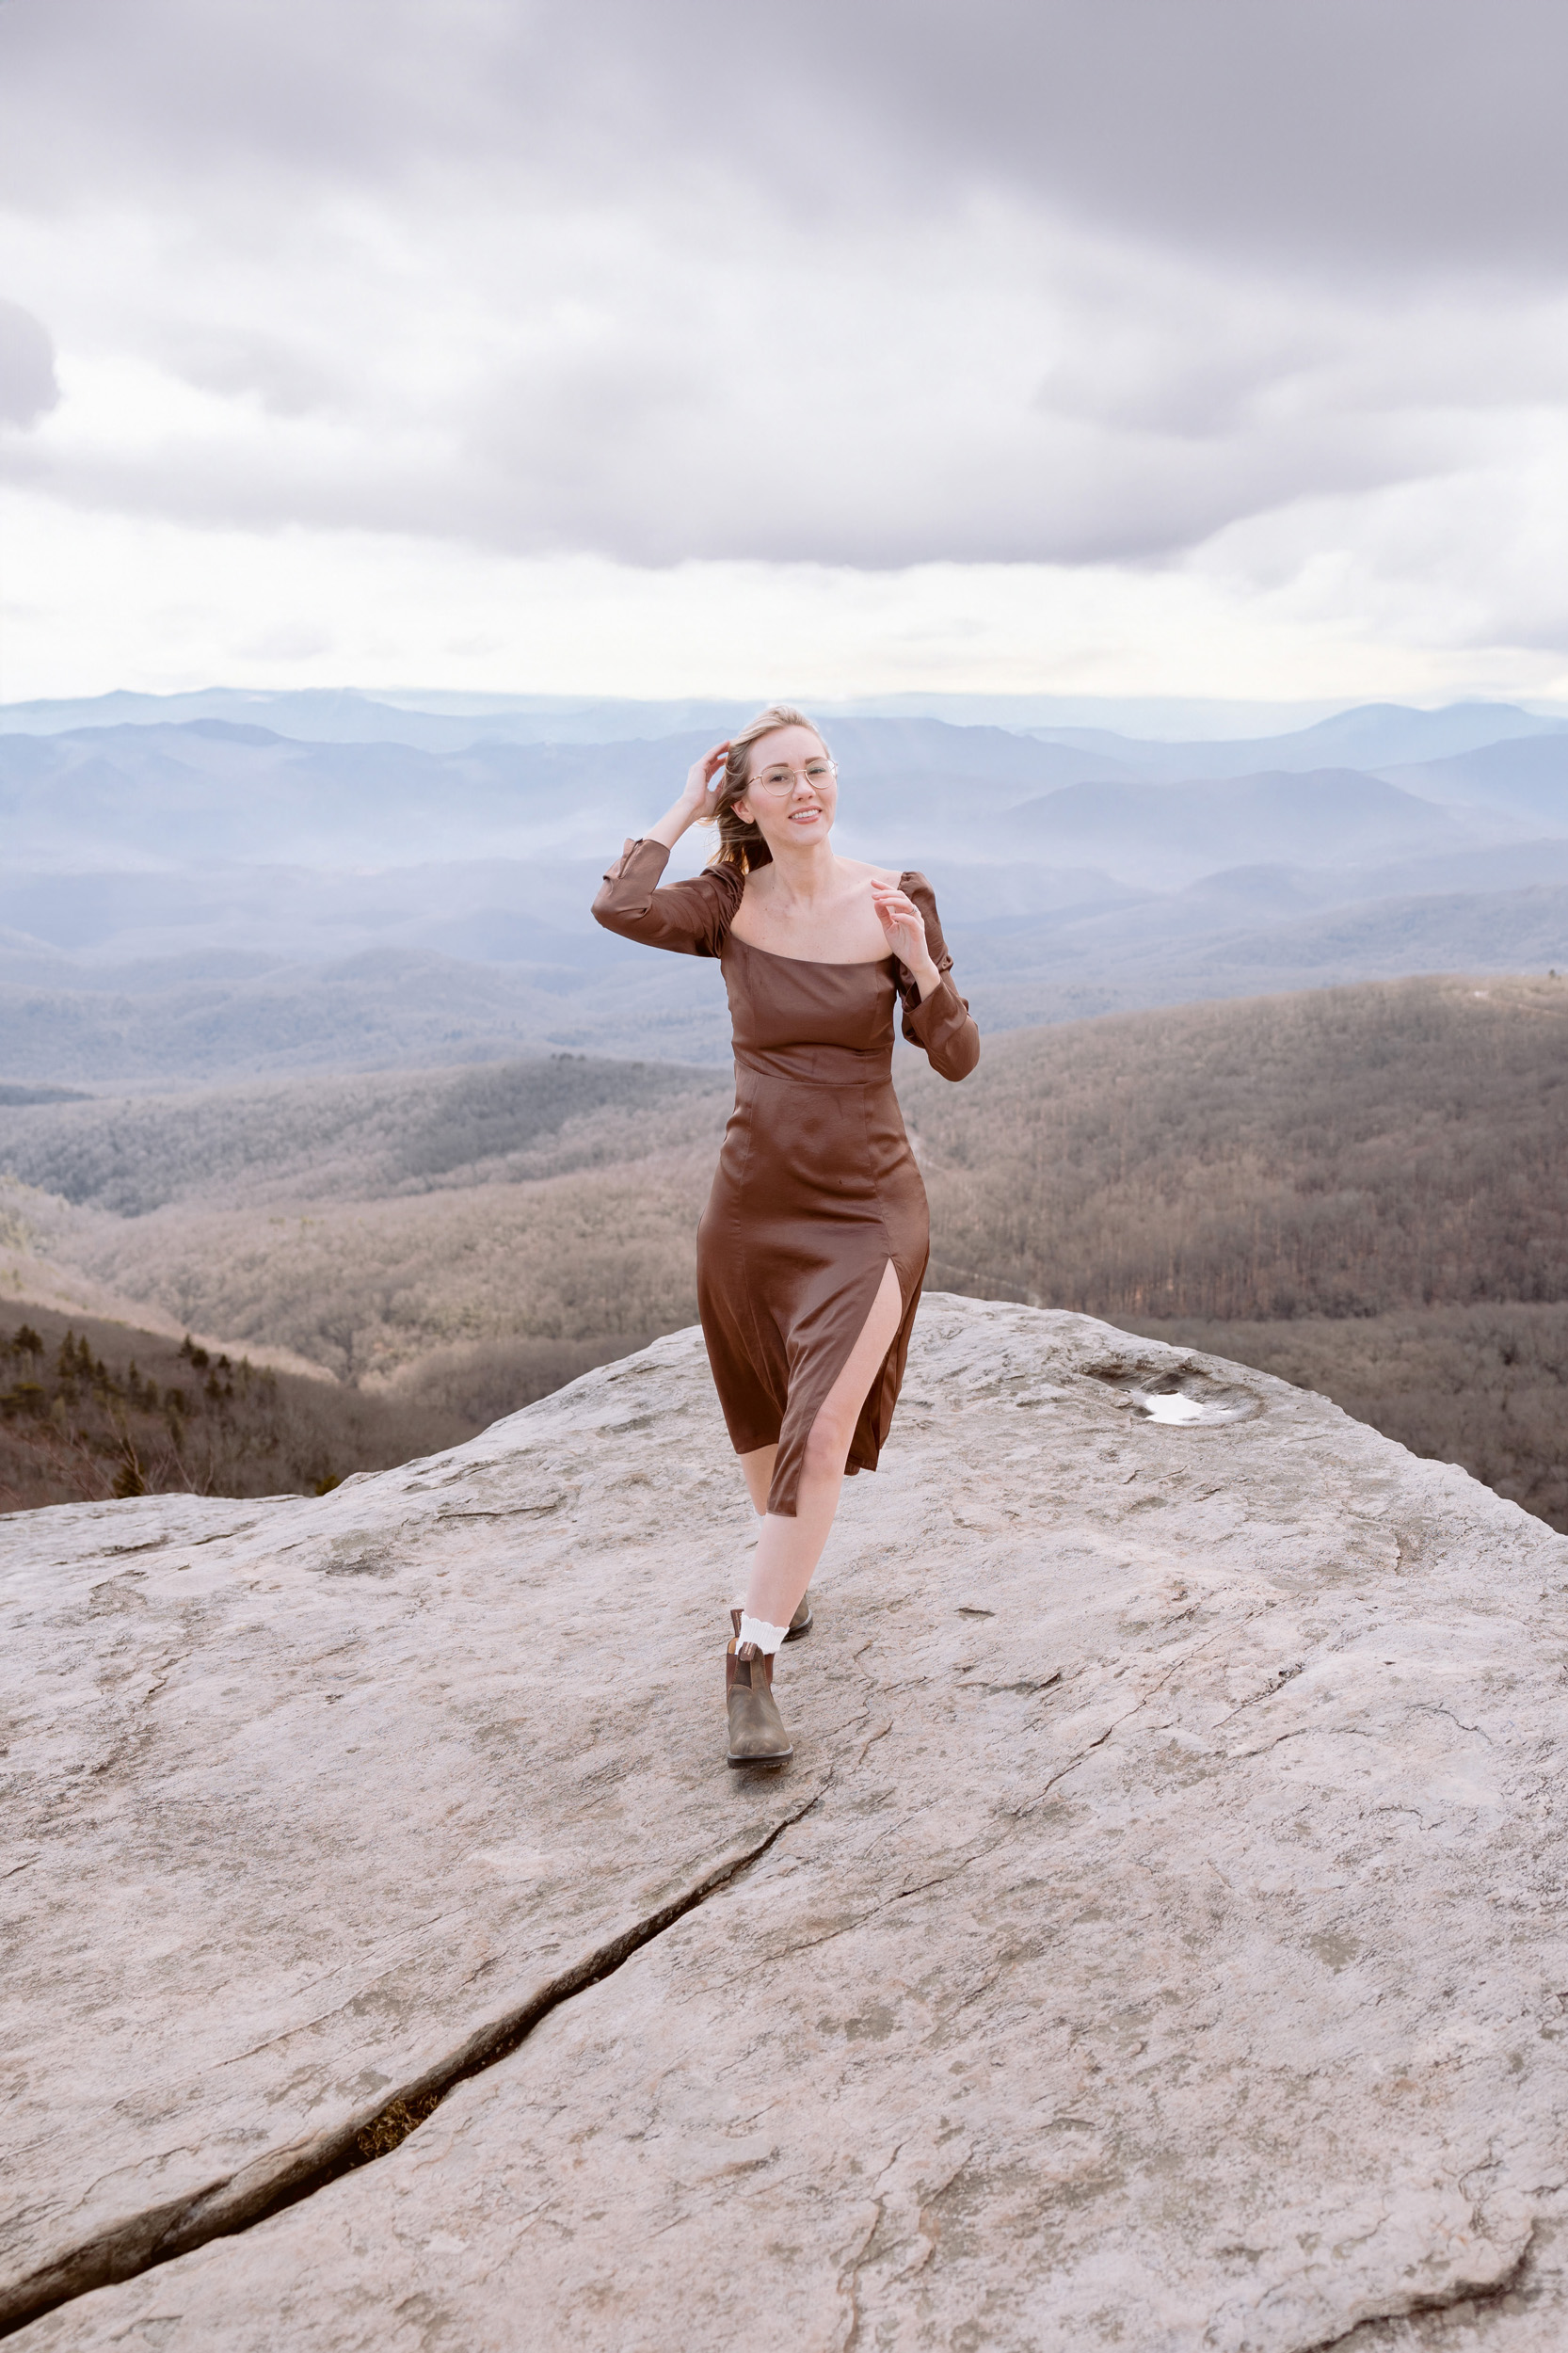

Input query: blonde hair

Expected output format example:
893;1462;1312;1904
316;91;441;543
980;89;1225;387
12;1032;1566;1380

703;703;831;873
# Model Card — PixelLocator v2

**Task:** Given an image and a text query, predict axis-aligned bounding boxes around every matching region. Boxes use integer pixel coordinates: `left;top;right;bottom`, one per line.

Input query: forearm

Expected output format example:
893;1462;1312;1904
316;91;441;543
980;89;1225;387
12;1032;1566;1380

905;953;942;1001
646;796;700;851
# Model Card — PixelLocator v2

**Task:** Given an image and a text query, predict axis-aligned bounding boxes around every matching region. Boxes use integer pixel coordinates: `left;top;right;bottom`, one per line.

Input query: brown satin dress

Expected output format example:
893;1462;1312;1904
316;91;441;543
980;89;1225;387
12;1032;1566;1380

593;839;981;1515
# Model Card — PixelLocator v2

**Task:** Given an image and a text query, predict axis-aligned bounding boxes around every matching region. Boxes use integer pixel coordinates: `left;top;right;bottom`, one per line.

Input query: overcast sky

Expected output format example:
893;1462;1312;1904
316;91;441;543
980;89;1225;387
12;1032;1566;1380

2;0;1566;706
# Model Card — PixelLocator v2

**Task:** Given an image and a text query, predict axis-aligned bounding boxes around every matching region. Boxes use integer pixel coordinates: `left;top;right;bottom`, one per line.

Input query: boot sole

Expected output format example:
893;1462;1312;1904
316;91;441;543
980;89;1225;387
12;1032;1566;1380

727;1748;793;1769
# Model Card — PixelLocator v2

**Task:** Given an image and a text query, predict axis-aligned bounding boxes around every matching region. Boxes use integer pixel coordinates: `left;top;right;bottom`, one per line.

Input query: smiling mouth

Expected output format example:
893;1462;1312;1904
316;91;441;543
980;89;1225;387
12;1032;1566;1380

789;805;823;821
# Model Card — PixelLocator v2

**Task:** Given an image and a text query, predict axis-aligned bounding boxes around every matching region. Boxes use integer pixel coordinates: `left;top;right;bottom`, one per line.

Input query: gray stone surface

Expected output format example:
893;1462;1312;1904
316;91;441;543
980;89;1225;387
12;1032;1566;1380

5;1297;1568;2349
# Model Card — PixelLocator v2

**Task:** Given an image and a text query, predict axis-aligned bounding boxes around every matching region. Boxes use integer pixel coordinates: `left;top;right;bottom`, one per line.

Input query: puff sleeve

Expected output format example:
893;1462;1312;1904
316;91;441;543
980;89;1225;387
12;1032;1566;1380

591;839;743;958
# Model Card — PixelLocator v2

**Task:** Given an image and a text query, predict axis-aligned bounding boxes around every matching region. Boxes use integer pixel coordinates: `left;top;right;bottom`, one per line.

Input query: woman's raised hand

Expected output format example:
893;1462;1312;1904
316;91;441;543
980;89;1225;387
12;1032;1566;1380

645;741;732;854
871;879;939;989
680;741;731;822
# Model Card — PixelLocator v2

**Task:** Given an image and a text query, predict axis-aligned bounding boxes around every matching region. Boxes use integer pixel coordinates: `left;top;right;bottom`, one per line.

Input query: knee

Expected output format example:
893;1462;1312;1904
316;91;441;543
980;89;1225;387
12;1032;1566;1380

802;1408;855;1481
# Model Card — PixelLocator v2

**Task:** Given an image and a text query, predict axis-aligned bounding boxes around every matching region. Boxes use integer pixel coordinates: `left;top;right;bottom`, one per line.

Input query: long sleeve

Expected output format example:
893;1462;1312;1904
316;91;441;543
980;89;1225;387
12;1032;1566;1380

591;838;742;958
895;872;981;1081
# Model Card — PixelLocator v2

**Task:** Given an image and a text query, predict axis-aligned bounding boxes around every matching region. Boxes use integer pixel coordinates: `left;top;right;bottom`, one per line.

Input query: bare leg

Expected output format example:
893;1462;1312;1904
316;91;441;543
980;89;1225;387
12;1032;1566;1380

731;1445;777;1618
742;1260;904;1632
737;1443;776;1518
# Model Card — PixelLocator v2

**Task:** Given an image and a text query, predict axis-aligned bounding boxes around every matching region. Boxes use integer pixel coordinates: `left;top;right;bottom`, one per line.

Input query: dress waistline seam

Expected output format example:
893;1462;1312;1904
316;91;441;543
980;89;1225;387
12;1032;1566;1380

732;1056;893;1082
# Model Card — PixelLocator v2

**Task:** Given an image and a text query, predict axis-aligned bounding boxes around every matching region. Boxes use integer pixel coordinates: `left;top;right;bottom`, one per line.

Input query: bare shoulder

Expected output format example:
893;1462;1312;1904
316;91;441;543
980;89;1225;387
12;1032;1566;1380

837;856;905;887
849;859;936;896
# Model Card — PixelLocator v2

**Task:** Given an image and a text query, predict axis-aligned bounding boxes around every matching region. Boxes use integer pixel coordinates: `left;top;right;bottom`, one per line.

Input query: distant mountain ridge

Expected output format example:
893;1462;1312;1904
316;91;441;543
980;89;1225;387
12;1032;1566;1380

1379;732;1568;819
0;687;762;752
6;714;1560;893
8;684;1566;760
1033;699;1568;780
3;882;1567;1085
1002;767;1500;885
0;713;1138;875
3;691;1566;1083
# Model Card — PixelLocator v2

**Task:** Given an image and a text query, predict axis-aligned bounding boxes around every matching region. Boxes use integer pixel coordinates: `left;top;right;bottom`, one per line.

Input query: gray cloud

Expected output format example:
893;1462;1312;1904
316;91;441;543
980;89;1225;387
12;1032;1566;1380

168;326;336;419
0;299;60;427
3;0;1565;276
0;326;1465;569
0;0;1562;601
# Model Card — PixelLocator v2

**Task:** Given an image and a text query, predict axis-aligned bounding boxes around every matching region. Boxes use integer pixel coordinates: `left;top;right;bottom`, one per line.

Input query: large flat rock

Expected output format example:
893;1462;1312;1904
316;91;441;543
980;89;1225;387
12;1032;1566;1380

6;1297;1568;2350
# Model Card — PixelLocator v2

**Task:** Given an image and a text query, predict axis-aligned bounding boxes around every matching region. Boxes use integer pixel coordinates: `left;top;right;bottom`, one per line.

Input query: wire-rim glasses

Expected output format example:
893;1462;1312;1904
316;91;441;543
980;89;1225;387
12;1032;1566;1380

748;758;837;799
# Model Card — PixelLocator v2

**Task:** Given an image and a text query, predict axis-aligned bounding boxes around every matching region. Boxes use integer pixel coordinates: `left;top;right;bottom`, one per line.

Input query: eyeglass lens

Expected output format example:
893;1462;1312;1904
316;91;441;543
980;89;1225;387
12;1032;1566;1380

755;760;835;794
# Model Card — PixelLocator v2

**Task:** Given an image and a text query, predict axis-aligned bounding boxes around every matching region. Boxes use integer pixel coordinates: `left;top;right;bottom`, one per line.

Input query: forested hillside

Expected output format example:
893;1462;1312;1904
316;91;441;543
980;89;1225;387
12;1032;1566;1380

898;971;1568;1529
0;1053;728;1214
903;972;1568;1319
4;973;1566;1525
0;1304;479;1513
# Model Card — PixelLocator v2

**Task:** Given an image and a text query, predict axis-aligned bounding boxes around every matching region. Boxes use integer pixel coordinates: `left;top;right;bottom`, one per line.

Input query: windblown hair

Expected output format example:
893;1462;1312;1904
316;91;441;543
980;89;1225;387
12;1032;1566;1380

702;703;830;874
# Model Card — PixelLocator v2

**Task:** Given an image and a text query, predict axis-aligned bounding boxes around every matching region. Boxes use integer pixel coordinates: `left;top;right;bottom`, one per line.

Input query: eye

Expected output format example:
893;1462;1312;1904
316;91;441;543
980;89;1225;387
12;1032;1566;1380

805;762;831;780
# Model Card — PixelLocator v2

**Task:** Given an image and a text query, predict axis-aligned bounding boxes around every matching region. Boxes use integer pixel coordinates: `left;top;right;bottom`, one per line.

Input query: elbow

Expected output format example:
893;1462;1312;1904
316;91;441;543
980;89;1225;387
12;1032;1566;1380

591;888;640;936
593;840;648;934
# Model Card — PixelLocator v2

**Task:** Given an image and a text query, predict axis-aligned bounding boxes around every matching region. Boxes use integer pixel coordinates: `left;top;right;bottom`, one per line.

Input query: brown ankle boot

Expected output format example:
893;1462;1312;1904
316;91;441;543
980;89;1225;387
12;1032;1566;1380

726;1640;792;1769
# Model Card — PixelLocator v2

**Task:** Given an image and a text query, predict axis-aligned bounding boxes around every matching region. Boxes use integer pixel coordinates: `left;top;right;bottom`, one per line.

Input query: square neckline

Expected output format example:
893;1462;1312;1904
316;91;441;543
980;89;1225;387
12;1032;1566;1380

729;934;897;971
726;869;914;970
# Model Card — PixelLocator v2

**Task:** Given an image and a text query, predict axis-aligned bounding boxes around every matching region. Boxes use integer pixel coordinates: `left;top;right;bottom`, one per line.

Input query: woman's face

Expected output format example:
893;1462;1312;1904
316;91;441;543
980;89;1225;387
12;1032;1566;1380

734;724;837;854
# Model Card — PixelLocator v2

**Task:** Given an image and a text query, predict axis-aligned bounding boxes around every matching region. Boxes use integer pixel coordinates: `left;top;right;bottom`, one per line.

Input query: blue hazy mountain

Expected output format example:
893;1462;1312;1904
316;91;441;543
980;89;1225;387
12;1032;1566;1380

9;713;1554;882
4;695;1568;1083
1033;701;1566;781
1377;733;1568;823
4;880;1567;1085
1000;768;1504;886
0;688;761;751
1;715;1144;875
7;686;1563;766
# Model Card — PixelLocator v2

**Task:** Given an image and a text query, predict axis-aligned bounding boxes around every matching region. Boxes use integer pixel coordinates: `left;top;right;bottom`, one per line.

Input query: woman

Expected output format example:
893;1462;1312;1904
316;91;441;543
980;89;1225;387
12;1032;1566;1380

593;704;980;1768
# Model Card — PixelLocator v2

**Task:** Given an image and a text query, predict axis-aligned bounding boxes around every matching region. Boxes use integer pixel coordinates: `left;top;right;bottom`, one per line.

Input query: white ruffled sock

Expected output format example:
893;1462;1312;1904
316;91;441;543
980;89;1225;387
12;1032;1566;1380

736;1612;790;1656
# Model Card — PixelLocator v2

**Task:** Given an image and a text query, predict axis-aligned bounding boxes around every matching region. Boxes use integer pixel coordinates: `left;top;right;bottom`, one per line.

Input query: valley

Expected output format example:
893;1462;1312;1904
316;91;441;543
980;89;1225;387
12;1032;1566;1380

4;968;1565;1526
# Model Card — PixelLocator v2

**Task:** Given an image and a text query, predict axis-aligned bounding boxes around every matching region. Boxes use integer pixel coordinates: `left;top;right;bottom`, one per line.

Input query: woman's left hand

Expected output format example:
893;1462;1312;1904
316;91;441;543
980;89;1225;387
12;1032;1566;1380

871;880;941;995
